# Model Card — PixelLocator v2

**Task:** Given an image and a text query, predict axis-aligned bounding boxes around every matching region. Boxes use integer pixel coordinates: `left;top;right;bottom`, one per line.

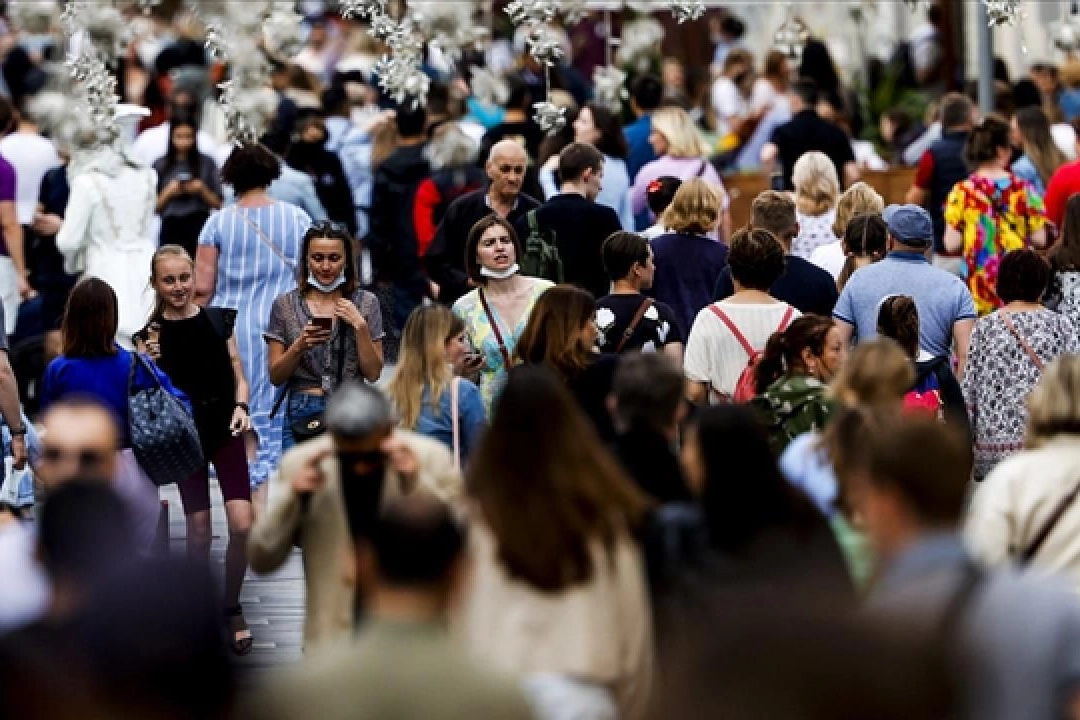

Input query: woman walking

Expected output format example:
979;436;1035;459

138;245;254;654
195;142;312;504
154;116;223;257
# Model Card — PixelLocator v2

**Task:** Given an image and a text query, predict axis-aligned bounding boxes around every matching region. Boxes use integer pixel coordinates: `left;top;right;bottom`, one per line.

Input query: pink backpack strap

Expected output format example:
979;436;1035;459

777;305;795;332
708;304;754;357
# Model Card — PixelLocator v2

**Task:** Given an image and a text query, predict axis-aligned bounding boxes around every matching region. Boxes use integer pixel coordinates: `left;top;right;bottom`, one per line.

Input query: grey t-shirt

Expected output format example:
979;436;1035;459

833;251;976;357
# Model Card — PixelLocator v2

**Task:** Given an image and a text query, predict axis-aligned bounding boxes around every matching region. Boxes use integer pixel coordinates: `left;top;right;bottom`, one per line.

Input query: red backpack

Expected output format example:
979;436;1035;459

708;304;795;403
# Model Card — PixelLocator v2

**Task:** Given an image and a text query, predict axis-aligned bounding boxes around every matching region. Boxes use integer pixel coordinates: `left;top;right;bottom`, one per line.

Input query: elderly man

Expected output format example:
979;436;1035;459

425;139;540;305
249;381;461;654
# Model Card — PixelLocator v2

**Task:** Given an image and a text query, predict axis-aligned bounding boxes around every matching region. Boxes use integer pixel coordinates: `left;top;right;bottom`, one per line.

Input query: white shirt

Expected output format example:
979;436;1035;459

710;77;746;137
750;77;778;113
0;132;60;224
810;241;846;280
684;300;801;399
130;123;224;169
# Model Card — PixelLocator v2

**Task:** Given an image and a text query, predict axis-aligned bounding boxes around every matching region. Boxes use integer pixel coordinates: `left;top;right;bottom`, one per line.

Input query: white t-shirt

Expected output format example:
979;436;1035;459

684;300;801;399
710;77;746;137
810;241;846;280
0;132;60;224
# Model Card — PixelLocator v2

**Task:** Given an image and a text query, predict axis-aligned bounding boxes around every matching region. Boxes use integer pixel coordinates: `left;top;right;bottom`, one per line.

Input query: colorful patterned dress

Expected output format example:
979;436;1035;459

452;278;553;415
944;173;1047;316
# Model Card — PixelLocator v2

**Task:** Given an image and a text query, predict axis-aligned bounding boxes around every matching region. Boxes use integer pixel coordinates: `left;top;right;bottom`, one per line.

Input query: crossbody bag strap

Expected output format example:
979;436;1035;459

1020;479;1080;564
232;207;295;273
708;304;754;357
478;288;512;368
335;323;347;385
1000;312;1045;370
450;377;461;473
614;297;654;354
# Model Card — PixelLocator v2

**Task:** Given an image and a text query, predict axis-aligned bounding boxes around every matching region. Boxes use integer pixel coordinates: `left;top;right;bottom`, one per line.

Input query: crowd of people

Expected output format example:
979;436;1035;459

4;3;1080;719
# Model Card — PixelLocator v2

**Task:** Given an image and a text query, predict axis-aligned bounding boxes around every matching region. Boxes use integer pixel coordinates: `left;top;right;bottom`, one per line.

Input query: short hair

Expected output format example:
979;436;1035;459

646;176;682;217
630;73;663;111
763;50;788;79
394;102;427;138
464;215;524;285
662;178;721;236
558;142;604;183
602;231;650;282
996;248;1051;304
963;115;1011;169
372;495;464;587
1027;355;1080;447
62;277;119;358
791;78;819;108
750;190;797;242
727;227;786;291
862;416;972;527
325;381;396;439
221;143;282;195
612;353;684;431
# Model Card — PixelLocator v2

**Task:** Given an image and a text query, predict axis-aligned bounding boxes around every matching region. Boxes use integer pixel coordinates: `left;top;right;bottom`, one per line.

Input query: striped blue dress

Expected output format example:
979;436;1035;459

198;202;312;487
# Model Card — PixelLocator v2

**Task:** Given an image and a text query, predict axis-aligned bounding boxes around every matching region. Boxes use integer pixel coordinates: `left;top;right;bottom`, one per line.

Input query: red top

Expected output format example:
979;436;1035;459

1044;159;1080;230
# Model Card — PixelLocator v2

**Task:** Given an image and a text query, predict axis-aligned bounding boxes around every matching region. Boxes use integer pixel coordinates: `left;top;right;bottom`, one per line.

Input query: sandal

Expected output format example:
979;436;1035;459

224;605;254;656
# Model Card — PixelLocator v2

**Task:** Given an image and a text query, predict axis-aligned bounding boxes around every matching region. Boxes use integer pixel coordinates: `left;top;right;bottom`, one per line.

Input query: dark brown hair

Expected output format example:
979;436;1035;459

62;277;119;358
299;221;359;296
997;248;1050;304
467;365;648;592
940;92;974;130
1052;194;1080;272
558;141;605;184
221;142;281;195
464;215;523;285
583;102;629;159
602;231;650;282
755;314;836;393
514;285;595;379
963;115;1011;169
876;296;920;359
838;213;888;291
728;227;786;291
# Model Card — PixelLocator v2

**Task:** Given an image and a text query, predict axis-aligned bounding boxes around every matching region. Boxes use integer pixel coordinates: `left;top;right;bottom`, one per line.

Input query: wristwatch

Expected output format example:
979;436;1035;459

235;401;250;415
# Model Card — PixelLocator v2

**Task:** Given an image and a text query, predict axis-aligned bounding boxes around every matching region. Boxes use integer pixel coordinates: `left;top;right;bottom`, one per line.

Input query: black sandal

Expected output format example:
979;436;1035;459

224;605;253;656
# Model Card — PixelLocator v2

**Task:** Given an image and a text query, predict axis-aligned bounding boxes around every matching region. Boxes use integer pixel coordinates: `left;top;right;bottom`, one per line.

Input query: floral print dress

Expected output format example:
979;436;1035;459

944;173;1047;316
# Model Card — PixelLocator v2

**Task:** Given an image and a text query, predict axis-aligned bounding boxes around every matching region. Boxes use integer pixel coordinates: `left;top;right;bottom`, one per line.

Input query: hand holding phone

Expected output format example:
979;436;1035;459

300;317;333;349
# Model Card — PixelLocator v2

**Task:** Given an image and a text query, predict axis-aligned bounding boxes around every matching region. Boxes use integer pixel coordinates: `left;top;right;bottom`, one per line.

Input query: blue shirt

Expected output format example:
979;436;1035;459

414;380;486;464
624;115;656;183
833;251;976;357
1011;155;1045;196
41;347;191;446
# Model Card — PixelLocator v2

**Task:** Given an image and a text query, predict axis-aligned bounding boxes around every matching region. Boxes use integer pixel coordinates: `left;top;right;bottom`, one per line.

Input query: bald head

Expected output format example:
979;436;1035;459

486;140;528;202
39;400;120;490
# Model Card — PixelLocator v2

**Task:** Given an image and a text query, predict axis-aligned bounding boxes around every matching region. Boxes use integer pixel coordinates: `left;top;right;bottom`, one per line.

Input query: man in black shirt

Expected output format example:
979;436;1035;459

762;79;858;191
425;140;539;305
516;142;622;299
714;190;838;316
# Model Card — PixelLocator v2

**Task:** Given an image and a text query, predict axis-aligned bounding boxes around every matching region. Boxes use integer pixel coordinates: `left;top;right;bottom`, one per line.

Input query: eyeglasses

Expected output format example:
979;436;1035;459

41;445;112;469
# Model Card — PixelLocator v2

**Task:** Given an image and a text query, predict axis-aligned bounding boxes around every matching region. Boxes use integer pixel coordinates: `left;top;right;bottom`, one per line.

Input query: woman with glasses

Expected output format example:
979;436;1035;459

266;220;384;451
195;142;312;506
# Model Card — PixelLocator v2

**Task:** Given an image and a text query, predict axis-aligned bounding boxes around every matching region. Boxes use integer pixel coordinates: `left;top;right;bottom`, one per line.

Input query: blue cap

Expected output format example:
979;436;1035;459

882;204;933;247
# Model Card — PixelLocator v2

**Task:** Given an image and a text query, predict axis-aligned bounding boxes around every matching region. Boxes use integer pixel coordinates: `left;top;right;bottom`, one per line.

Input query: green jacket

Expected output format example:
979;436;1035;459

751;374;835;455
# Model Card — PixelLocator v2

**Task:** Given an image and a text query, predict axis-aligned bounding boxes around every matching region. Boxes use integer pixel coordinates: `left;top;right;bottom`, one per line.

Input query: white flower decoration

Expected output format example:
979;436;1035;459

644;305;659;322
596;307;616;331
642;341;657;353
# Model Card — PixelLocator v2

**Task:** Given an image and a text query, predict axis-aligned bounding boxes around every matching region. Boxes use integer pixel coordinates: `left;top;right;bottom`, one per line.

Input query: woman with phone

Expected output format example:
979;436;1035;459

153;116;222;257
387;305;487;469
266;221;384;451
136;244;255;655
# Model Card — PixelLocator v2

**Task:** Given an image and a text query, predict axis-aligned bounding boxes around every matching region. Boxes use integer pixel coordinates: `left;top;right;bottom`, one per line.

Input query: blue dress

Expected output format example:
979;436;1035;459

198;202;312;487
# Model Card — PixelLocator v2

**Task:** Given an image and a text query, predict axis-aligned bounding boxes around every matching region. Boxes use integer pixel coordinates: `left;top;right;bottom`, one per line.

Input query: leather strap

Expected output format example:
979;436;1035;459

478;288;512;368
1000;312;1044;370
1020;479;1080;564
614;297;654;354
450;377;461;473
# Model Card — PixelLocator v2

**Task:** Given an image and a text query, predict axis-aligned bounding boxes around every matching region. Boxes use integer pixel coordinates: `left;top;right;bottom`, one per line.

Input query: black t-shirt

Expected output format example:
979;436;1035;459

714;255;838;317
596;293;684;354
770;110;856;191
565;354;619;444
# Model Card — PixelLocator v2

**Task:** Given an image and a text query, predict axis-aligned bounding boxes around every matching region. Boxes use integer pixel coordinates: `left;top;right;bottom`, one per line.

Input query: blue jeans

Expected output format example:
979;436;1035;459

282;391;327;453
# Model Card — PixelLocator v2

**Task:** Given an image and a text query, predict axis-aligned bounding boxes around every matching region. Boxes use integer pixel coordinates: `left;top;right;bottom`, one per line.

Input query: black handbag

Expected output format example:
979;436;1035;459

128;352;205;486
287;330;347;442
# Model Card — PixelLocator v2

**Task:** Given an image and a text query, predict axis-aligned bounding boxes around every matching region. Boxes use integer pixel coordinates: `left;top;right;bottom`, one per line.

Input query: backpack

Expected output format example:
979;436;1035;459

905;363;945;420
519;209;564;283
709;304;795;404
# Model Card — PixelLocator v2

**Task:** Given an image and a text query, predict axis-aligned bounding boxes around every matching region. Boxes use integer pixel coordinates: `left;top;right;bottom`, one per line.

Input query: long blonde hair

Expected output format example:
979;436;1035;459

650;106;711;158
387;305;464;429
792;151;840;217
148;244;194;325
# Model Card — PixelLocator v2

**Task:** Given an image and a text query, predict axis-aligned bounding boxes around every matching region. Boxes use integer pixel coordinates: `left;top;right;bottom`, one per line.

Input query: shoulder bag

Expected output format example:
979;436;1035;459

478;288;513;368
232;207;296;273
614;297;654;354
128;352;205;487
1019;478;1080;565
450;377;461;473
287;330;347;442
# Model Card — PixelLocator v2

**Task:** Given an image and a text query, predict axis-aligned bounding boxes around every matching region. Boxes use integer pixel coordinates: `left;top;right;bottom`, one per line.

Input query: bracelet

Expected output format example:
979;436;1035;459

9;425;26;436
235;402;250;414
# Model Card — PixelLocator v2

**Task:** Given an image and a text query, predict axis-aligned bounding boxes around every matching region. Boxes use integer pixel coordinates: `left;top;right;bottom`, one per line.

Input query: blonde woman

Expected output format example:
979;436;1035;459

810;181;884;280
967;354;1080;598
631;106;731;239
790;151;841;259
387;305;486;468
652;178;730;334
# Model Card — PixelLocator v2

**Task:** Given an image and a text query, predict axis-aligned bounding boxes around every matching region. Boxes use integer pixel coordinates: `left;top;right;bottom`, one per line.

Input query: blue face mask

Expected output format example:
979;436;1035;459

307;272;346;293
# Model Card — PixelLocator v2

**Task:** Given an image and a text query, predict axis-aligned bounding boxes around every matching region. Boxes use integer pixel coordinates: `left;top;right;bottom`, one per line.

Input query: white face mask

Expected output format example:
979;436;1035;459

308;272;346;293
480;263;520;280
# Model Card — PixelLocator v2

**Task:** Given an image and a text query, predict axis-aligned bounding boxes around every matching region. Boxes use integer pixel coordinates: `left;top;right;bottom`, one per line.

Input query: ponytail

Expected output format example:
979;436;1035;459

756;314;837;394
756;331;788;394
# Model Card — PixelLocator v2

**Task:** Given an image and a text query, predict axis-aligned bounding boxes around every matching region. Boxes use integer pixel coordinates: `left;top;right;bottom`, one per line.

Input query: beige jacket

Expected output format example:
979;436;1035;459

966;435;1080;598
459;522;653;720
249;430;462;653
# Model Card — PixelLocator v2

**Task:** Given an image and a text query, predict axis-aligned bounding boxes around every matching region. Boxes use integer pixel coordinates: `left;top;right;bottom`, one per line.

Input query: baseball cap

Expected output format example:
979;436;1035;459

882;204;933;247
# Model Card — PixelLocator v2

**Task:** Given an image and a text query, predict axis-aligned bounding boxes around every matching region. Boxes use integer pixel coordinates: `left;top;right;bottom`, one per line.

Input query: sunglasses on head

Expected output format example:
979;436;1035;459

308;220;351;238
